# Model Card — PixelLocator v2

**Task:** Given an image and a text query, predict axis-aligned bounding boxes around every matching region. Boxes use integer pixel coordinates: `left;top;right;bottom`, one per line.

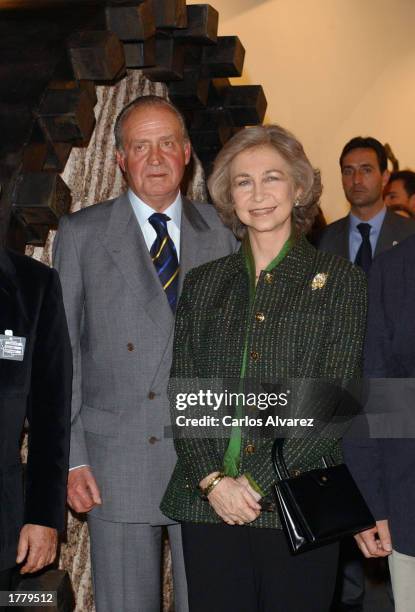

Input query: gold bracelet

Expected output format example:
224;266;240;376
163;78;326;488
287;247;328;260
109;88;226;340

200;472;225;499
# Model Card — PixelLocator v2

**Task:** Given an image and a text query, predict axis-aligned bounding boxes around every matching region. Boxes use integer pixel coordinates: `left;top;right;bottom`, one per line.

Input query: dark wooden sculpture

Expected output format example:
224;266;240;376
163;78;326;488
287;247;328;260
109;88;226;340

0;0;267;251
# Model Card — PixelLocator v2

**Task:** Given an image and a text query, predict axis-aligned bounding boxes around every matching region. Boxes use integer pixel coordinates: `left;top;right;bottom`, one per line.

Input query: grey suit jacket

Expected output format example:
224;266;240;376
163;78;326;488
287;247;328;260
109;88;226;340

53;193;237;524
316;208;415;260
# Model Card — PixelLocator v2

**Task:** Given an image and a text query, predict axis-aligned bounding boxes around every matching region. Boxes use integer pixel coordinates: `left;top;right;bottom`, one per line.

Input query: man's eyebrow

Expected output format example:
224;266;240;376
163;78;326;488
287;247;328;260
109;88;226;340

130;134;177;143
342;163;375;170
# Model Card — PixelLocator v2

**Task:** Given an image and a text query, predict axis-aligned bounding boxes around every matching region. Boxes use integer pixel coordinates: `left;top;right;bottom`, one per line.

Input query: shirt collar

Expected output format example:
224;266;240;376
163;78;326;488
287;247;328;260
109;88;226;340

350;206;386;233
127;189;182;230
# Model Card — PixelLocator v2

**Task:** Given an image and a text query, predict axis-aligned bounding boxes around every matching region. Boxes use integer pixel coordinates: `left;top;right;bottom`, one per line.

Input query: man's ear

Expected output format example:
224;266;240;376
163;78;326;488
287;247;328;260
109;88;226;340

184;140;192;166
116;150;126;173
381;170;390;189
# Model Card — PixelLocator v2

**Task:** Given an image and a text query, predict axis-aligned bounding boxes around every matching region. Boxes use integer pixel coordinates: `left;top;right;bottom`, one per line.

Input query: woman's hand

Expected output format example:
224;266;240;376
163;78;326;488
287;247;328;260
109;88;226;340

236;475;262;502
207;476;261;525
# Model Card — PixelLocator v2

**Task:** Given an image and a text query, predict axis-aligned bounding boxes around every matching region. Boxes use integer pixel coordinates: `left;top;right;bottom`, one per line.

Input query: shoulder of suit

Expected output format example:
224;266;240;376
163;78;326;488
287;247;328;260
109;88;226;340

374;232;415;270
188;200;227;227
320;215;349;234
6;249;55;285
385;209;415;232
315;215;348;244
59;196;118;229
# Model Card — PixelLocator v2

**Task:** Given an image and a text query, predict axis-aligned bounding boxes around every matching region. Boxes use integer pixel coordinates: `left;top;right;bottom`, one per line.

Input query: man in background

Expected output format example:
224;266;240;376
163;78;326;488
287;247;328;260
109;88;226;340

344;234;415;612
384;170;415;218
317;136;415;276
0;245;72;599
54;95;236;612
317;136;415;612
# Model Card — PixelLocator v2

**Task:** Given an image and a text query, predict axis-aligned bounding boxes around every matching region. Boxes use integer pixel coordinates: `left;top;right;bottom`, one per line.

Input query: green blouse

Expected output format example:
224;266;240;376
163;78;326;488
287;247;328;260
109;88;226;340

222;233;294;491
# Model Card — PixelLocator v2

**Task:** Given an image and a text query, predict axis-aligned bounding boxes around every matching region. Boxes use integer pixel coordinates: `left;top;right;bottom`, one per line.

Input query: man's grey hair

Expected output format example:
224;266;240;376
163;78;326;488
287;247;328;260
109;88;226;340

114;95;189;151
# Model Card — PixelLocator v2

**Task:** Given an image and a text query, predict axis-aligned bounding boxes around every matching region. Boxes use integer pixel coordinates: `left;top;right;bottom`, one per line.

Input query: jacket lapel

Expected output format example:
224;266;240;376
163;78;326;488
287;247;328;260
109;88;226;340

179;198;218;294
99;193;174;334
0;249;30;339
333;217;350;260
375;209;400;256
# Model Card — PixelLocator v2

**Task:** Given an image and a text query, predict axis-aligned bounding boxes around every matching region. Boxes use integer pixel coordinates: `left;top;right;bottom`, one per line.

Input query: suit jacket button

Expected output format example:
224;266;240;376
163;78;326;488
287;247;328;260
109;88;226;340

255;312;265;323
148;391;156;399
292;469;301;477
149;436;160;444
250;350;259;361
127;342;134;351
245;443;255;455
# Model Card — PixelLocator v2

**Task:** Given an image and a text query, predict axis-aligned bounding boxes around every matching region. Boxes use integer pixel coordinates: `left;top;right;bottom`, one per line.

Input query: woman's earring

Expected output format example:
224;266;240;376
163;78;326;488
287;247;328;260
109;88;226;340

293;198;301;207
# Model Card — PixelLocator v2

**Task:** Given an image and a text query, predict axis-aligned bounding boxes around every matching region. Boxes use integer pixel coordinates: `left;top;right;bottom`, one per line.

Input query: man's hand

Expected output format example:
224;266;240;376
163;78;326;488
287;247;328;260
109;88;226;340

67;466;102;513
16;525;58;574
354;519;392;558
201;475;261;525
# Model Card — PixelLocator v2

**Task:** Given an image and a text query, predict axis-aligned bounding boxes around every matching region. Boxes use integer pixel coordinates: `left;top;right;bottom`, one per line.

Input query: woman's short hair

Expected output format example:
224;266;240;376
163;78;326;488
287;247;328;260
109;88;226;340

207;124;322;239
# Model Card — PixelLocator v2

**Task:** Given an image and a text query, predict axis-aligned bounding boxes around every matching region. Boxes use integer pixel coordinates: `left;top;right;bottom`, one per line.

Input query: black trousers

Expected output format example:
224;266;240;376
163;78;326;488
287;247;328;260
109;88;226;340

331;537;365;611
0;567;17;612
181;523;339;612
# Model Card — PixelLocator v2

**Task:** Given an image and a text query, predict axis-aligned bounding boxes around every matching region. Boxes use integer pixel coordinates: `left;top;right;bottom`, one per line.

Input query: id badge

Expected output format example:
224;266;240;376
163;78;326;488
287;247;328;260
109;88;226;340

0;330;26;361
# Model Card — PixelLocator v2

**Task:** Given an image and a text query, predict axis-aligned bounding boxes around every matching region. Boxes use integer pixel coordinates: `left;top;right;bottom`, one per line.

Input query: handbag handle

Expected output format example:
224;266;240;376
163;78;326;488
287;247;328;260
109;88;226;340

272;438;335;481
272;438;290;481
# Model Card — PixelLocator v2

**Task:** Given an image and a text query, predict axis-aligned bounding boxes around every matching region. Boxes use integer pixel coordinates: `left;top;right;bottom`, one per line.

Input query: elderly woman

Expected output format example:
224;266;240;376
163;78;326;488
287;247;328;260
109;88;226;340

161;125;366;612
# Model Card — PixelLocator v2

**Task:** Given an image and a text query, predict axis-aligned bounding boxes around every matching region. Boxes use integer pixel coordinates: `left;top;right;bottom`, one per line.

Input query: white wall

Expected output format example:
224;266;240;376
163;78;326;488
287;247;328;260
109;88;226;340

189;0;415;221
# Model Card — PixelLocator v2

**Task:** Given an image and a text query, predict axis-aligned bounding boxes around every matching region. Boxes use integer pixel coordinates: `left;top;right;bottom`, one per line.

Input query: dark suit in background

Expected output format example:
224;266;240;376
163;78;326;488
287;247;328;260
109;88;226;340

317;208;415;260
343;234;415;609
0;249;71;584
317;208;415;611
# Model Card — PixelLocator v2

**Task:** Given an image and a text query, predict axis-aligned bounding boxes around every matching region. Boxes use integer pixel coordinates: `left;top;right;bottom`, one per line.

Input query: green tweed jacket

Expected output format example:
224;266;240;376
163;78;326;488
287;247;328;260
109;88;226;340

161;236;367;528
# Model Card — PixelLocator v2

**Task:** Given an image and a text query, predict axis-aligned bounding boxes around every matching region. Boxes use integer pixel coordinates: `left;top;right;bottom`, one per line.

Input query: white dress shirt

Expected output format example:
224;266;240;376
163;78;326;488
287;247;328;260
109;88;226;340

128;189;182;261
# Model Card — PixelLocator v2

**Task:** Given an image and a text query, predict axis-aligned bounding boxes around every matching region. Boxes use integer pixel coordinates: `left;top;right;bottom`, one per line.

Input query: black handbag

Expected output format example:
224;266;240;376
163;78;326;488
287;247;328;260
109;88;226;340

272;439;375;554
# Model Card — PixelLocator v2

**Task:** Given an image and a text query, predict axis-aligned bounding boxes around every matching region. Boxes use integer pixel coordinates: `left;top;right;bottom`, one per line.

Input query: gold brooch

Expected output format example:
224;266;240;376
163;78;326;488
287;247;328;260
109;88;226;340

311;273;328;290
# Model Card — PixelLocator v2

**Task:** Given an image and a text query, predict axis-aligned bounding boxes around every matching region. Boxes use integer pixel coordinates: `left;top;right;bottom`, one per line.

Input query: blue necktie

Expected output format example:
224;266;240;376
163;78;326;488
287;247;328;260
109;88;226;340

355;223;372;275
149;213;179;312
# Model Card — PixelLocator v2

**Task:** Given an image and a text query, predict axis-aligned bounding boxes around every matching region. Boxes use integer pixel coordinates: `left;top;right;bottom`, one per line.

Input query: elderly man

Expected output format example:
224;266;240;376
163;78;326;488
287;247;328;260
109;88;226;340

53;95;236;612
0;246;71;593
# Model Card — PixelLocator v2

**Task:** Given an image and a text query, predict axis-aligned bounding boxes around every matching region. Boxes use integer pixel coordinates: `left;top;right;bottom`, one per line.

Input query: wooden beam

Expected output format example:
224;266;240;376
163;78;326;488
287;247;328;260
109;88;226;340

202;36;245;77
123;37;156;68
12;172;71;229
143;38;184;81
174;5;218;45
35;88;96;144
67;30;125;81
105;2;155;41
153;0;187;29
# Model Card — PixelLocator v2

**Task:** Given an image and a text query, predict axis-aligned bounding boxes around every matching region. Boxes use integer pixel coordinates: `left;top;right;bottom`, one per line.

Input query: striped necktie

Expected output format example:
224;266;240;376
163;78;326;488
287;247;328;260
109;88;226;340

149;213;179;312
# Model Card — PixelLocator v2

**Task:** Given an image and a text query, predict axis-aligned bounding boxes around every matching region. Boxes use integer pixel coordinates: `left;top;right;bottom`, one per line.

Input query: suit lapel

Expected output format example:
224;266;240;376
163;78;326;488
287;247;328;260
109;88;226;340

375;209;400;256
0;249;30;330
179;198;216;293
99;193;174;334
334;217;350;260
